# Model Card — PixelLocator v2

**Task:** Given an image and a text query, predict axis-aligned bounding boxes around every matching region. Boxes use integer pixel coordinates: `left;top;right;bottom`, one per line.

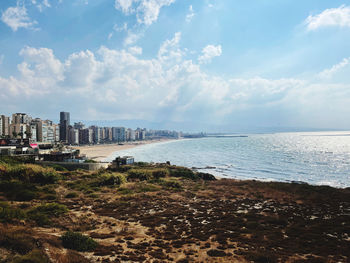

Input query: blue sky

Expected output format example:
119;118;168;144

1;0;350;132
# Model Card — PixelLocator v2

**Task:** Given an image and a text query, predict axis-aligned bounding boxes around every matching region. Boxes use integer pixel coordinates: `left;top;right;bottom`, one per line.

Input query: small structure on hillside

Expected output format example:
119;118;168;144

111;156;134;169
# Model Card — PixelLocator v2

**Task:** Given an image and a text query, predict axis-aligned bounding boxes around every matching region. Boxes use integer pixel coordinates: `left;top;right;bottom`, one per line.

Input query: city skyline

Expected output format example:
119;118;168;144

1;1;350;132
0;111;182;144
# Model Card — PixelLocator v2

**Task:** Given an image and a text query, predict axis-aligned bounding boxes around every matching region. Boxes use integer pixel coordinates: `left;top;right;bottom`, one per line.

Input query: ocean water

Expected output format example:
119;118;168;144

107;131;350;188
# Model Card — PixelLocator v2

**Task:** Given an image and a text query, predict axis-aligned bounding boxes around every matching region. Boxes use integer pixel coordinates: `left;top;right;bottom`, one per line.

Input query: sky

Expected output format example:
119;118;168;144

1;0;350;132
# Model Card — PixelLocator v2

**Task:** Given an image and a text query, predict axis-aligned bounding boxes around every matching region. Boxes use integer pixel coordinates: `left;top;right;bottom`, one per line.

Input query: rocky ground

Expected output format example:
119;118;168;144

0;160;349;262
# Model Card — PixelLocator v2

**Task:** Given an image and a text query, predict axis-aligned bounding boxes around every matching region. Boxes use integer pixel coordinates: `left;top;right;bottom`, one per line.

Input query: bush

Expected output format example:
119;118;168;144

27;203;68;226
47;164;67;171
197;172;216;181
0;180;38;201
23;164;59;184
3;164;58;185
169;167;198;180
65;192;78;198
12;249;49;263
84;159;97;163
152;169;169;179
61;231;98;252
127;169;153;181
0;202;26;223
0;226;35;254
161;180;182;190
98;173;126;186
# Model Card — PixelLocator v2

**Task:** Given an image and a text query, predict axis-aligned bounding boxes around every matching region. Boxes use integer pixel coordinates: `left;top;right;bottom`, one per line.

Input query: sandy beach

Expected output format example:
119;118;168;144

72;138;176;162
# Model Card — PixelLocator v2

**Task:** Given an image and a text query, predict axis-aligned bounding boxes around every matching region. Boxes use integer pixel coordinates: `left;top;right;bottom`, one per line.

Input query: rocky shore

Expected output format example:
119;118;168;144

0;158;349;262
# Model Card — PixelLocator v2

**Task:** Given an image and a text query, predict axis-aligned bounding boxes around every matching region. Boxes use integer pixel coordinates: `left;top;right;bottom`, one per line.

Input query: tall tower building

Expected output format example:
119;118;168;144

1;115;10;137
59;111;70;143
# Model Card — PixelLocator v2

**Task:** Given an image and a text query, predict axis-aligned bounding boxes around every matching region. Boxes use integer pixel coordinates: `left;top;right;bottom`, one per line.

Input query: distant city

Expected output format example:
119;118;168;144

0;112;201;145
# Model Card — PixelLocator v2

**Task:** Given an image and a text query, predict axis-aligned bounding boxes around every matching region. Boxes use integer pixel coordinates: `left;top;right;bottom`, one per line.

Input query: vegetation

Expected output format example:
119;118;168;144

168;166;198;180
11;249;49;263
0;202;26;222
84;159;97;163
60;231;98;252
0;163;59;185
1;156;348;262
97;172;126;186
0;226;35;255
65;192;78;198
27;203;68;226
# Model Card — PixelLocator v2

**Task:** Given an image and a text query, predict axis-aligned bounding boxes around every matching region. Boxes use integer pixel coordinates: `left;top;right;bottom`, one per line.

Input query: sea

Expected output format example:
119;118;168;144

107;131;350;188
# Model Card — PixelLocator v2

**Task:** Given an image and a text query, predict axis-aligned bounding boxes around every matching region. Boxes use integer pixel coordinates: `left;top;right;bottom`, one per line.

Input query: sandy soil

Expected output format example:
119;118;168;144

72;139;177;162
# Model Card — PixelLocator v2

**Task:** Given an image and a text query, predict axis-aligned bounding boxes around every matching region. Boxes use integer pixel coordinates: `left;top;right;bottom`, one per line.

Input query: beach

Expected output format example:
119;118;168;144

72;138;176;162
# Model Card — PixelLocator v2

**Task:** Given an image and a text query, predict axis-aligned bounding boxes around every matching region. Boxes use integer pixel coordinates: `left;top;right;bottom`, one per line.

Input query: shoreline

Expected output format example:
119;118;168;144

72;138;178;162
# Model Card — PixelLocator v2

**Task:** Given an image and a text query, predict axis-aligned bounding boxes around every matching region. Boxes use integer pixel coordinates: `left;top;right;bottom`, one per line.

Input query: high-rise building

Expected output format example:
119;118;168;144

74;122;85;130
0;117;3;137
90;126;101;144
1;116;10;137
112;127;126;142
104;127;112;142
54;124;60;142
127;128;135;141
68;126;79;145
29;124;37;142
33;119;57;143
9;123;28;139
79;128;93;144
59;112;70;143
12;113;31;125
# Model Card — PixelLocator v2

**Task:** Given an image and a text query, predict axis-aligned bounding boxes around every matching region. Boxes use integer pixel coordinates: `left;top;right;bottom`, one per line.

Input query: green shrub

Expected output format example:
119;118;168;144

98;173;126;186
127;169;153;181
88;193;99;199
61;231;98;252
65;192;78;198
3;164;58;185
0;180;38;201
161;180;183;190
117;187;134;195
0;226;35;254
84;159;97;163
11;249;49;263
136;183;158;192
27;203;68;226
169;167;198;180
0;202;26;223
47;164;67;171
196;172;216;181
152;168;169;179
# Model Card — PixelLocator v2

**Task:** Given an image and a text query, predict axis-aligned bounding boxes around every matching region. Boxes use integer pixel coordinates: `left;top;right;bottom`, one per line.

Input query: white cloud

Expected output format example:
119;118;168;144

1;4;37;31
114;22;128;32
158;32;183;63
115;0;135;14
115;0;176;26
137;0;175;25
34;0;51;12
198;45;222;64
108;23;128;40
124;30;143;46
1;33;350;128
305;5;350;31
318;57;350;79
128;46;143;55
186;5;195;22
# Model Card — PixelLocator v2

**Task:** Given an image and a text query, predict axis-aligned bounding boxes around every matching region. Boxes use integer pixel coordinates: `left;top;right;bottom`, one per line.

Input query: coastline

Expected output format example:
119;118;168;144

1;158;349;262
72;138;178;162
